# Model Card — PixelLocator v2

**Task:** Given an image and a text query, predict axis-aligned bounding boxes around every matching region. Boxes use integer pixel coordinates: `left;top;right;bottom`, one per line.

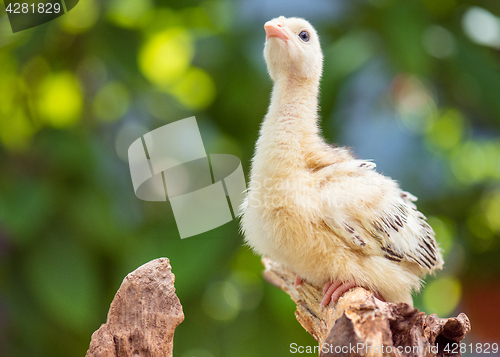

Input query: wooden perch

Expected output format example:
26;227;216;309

84;257;470;357
263;258;471;357
85;258;184;357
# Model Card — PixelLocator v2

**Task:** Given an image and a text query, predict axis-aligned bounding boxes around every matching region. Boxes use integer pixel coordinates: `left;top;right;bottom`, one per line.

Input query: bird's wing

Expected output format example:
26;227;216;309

316;161;443;273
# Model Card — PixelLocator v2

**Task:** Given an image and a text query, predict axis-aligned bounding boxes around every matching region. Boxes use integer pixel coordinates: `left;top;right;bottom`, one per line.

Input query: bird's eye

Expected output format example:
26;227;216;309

298;31;310;42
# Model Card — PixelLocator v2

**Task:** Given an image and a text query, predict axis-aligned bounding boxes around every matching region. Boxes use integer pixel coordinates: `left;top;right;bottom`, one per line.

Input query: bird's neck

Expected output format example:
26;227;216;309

256;76;323;168
266;76;320;132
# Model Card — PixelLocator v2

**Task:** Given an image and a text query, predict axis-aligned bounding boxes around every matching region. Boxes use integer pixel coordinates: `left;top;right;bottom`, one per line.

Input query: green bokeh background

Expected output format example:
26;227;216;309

1;0;500;356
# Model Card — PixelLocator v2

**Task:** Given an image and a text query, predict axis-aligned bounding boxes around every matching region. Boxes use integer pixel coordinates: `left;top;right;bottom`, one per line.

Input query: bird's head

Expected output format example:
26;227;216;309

263;16;323;82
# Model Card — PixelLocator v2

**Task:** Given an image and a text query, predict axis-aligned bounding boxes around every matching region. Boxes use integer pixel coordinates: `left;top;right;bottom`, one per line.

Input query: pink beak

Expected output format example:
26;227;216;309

264;21;289;42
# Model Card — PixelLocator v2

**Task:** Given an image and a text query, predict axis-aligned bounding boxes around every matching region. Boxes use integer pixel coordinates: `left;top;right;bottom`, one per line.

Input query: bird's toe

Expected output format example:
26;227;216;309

294;275;304;288
320;280;358;306
320;280;387;306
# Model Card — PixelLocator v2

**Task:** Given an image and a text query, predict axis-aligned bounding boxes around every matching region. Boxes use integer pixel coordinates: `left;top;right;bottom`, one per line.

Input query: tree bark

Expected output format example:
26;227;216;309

262;257;471;357
85;258;184;357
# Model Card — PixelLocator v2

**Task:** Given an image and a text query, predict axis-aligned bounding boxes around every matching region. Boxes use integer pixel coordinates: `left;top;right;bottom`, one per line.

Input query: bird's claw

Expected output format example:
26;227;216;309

321;280;358;306
321;280;386;306
294;275;303;288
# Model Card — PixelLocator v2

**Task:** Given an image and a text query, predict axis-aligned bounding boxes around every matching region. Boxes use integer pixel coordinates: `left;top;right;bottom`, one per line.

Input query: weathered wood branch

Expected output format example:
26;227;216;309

86;258;184;357
263;257;471;357
85;257;470;357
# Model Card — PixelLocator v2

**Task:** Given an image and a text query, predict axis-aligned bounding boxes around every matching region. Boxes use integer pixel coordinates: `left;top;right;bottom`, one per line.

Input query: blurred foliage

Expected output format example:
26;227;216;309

0;0;500;356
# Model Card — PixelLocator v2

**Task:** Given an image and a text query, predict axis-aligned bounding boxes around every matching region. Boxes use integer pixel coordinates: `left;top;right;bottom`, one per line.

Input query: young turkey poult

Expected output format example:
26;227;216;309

240;16;443;307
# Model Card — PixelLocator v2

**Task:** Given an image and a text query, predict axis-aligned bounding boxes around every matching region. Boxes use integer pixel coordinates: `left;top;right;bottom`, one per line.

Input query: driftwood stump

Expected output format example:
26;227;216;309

263;258;471;357
85;258;184;357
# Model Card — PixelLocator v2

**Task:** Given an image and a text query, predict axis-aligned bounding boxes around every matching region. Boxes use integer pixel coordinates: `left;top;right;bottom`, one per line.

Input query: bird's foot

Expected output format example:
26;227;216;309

320;280;385;306
321;280;360;307
294;275;303;288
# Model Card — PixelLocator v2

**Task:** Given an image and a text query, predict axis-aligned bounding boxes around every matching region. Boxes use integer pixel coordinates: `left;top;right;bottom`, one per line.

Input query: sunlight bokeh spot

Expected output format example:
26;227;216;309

423;276;461;317
462;7;500;48
202;280;241;321
139;28;194;87
450;141;486;184
229;271;264;311
422;25;456;59
92;81;130;122
467;211;495;241
61;0;99;34
326;31;375;80
37;72;83;128
170;67;216;110
107;0;152;28
392;74;437;134
425;109;464;152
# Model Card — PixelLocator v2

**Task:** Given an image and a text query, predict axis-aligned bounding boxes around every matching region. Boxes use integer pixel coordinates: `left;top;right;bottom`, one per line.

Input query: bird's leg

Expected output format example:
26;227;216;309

294;275;303;288
321;280;359;306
